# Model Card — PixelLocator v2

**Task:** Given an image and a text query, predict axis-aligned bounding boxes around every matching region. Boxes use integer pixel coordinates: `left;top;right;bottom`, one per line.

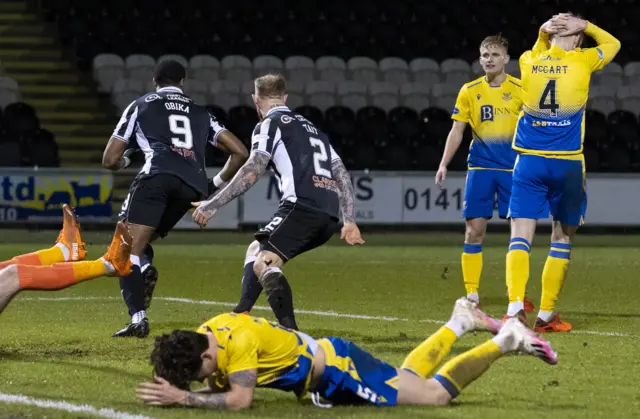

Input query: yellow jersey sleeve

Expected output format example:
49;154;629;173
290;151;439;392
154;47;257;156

226;329;260;375
582;22;621;72
452;85;470;123
531;30;551;53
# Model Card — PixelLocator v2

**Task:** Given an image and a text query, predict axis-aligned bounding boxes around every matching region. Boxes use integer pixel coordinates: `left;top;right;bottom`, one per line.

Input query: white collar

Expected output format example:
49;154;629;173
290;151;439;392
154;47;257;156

156;86;184;94
266;105;289;116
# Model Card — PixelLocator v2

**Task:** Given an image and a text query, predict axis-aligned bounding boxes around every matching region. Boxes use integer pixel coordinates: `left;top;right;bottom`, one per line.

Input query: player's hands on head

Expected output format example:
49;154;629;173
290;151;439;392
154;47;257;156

341;222;365;245
191;200;217;229
551;13;587;36
435;166;447;189
136;375;187;407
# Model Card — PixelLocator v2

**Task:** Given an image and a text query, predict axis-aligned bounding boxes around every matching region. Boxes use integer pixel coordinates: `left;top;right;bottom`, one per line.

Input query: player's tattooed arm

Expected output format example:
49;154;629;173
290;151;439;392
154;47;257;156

332;159;356;223
209;152;270;209
183;370;256;411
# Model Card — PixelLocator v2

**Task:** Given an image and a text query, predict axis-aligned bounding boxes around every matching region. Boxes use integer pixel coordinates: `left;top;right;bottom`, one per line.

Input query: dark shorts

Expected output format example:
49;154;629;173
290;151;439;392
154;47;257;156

255;202;339;262
118;173;202;238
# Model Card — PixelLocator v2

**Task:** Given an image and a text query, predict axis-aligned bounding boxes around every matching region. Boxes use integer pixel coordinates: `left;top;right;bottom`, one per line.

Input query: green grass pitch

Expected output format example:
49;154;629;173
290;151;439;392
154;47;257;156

0;230;639;418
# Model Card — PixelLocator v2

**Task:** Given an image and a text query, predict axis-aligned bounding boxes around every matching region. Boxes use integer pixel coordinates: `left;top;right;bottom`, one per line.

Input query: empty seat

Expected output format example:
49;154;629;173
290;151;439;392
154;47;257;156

388;106;420;139
617;85;640;115
400;82;431;112
608;110;638;144
0;77;20;109
316;56;347;83
505;61;520;78
3;102;39;135
623;61;640;85
594;62;623;88
93;53;125;92
205;105;228;126
356;106;387;142
210;80;241;111
220;55;252;82
0;138;22;166
337;81;367;112
585;109;608;145
440;58;472;86
112;79;144;112
21;129;59;167
228;106;259;142
183;79;208;105
189;55;220;83
285;80;304;110
285;56;315;83
431;84;459;112
369;81;399;112
348;57;379;83
253;55;284;77
383;144;410;170
125;54;155;84
352;144;378;170
588;85;616;115
157;54;189;68
471;59;483;76
295;105;324;128
324;106;356;138
240;80;255;107
409;58;440;85
306;81;336;112
420;107;451;144
379;57;410;85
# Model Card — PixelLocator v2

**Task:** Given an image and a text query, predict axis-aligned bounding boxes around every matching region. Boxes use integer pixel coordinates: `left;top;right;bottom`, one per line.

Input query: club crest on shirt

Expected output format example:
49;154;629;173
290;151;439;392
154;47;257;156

476;94;481;100
502;92;512;101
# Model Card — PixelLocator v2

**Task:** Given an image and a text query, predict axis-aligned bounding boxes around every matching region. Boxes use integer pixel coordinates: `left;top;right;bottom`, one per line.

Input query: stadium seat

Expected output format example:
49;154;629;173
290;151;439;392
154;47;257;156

410;60;440;86
356;106;387;142
183;80;208;105
388;106;420;140
585;109;608;146
221;55;253;82
228;106;259;142
352;144;377;170
348;57;379;84
112;79;144;112
205;105;228;125
440;58;472;86
505;61;520;79
607;110;638;145
584;144;600;172
210;80;241;111
93;53;125;93
623;61;640;85
594;61;623;89
431;84;459;113
157;54;189;68
471;59;483;76
295;105;324;129
587;86;616;116
369;81;399;112
189;55;220;84
306;81;336;112
606;143;632;172
412;144;441;170
324;106;356;138
337;81;367;112
3;102;39;135
383;143;410;170
21;129;59;167
379;57;410;85
0;137;22;166
400;82;431;113
420;107;451;145
0;77;20;109
253;55;284;77
125;54;155;85
240;80;255;107
617;85;640;115
284;81;305;110
316;56;347;83
284;56;316;83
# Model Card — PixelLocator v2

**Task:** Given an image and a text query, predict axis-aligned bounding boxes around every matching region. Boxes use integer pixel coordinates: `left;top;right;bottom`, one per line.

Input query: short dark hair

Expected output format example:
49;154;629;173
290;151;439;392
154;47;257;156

254;73;287;98
150;330;209;390
154;60;186;87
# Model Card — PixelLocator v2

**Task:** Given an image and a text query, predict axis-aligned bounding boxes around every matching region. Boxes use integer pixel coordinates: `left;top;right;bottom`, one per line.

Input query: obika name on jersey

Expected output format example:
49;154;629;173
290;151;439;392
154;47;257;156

112;86;227;197
251;106;341;218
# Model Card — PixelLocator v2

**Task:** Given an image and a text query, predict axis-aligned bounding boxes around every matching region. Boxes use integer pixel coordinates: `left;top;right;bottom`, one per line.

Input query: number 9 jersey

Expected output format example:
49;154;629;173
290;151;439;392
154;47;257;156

251;105;340;219
514;23;621;155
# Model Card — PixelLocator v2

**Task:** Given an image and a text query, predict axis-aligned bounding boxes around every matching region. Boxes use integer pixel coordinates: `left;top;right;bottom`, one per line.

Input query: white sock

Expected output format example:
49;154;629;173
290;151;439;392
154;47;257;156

445;318;466;338
56;242;70;261
507;302;524;316
491;332;515;353
100;257;115;275
244;256;257;266
132;310;147;324
537;310;554;322
466;293;479;303
130;255;141;266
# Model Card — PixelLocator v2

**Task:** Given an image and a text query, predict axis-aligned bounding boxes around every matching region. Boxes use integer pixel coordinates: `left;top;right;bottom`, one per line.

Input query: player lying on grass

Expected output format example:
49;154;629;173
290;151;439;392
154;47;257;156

0;205;133;313
137;298;557;410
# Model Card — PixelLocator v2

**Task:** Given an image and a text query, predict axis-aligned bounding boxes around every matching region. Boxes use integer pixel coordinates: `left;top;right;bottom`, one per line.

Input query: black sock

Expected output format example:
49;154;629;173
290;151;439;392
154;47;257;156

233;261;263;314
119;264;145;317
260;269;298;330
141;244;154;270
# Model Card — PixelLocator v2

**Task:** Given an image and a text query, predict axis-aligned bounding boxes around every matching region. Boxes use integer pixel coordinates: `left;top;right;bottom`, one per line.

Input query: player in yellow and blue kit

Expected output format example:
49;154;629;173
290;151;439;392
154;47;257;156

436;35;534;310
505;13;621;332
136;299;558;411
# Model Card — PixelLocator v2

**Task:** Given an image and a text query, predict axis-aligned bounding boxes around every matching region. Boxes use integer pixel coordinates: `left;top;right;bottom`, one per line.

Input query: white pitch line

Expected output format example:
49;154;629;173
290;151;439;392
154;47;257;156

20;296;633;338
0;392;153;419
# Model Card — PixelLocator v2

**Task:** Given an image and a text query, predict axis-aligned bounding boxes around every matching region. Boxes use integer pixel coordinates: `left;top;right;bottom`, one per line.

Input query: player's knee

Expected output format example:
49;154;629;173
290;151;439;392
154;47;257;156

551;222;574;244
253;250;283;278
464;221;486;244
510;218;536;242
246;240;261;259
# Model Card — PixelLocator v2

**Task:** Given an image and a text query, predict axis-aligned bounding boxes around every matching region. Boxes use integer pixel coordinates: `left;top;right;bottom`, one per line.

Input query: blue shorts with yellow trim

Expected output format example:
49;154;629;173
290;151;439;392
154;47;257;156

509;154;586;226
316;337;398;406
463;169;513;219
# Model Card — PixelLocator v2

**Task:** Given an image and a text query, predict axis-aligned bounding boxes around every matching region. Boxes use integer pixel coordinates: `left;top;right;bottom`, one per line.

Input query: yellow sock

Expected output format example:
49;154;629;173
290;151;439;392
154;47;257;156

539;243;571;317
400;326;457;378
461;243;483;297
433;340;502;398
506;238;531;315
36;244;67;265
71;259;108;282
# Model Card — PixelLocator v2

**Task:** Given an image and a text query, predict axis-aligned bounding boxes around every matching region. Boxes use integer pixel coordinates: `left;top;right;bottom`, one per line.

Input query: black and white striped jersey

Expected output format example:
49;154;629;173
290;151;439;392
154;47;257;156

112;86;226;197
252;106;340;218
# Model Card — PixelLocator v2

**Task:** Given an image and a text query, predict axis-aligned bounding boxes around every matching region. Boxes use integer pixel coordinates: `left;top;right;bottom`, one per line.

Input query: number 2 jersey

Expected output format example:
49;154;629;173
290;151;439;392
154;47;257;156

251;106;340;218
514;23;621;155
111;86;227;197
